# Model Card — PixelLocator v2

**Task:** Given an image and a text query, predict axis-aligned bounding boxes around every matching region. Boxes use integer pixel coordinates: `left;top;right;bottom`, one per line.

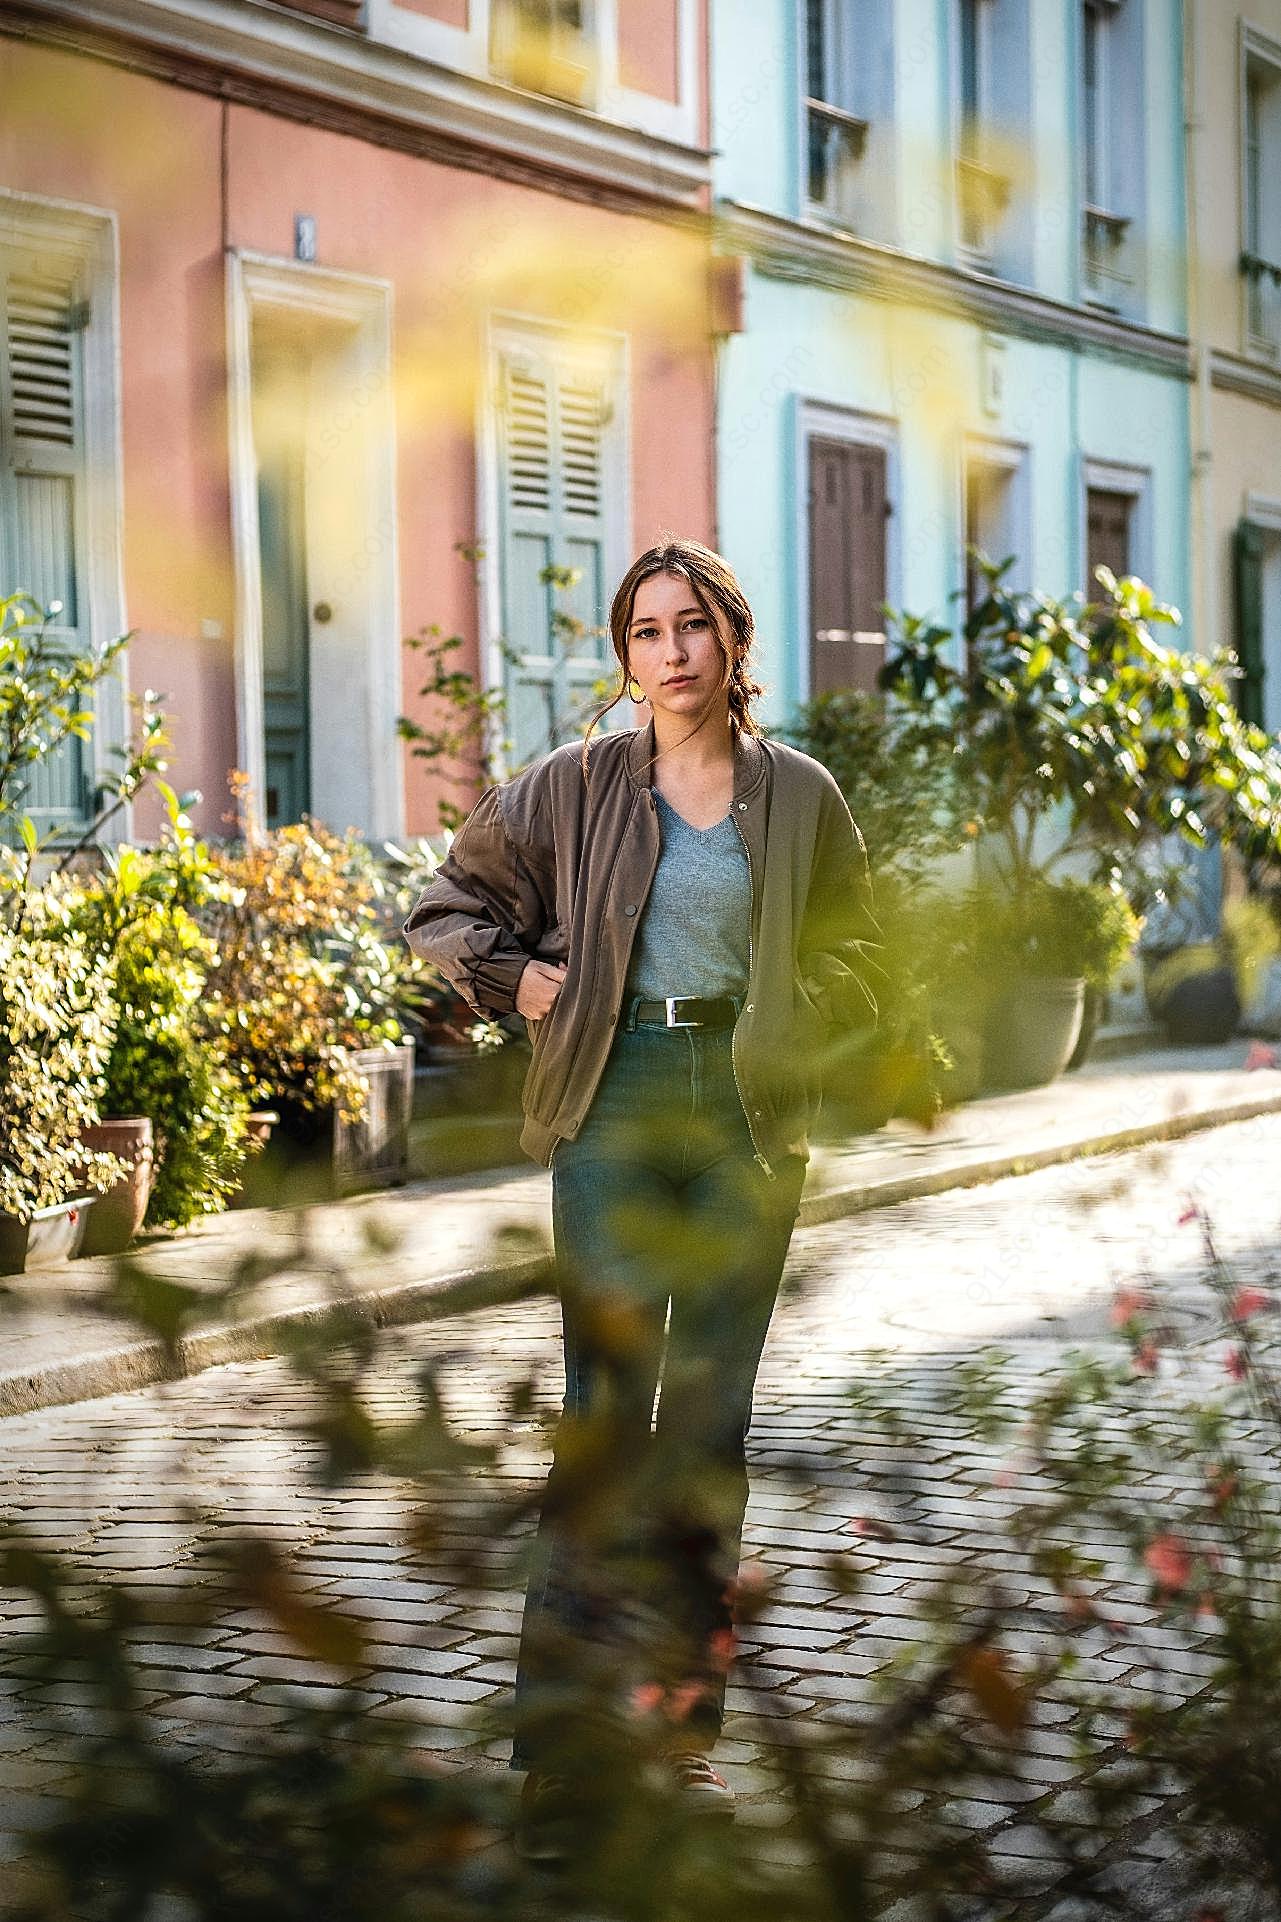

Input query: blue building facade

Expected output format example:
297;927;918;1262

710;0;1192;728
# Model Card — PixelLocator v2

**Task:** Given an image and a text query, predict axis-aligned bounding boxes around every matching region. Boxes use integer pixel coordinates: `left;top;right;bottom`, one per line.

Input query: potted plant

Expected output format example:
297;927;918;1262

968;876;1141;1090
199;796;427;1197
58;801;258;1239
870;560;1281;1082
0;896;125;1274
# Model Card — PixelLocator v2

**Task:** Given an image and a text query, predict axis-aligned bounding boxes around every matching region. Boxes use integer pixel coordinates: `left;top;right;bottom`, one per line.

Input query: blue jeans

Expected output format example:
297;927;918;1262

509;1008;807;1771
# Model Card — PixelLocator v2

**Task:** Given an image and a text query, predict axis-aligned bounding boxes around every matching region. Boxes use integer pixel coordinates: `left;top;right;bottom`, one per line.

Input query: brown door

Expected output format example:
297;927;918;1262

808;435;888;697
1086;487;1132;590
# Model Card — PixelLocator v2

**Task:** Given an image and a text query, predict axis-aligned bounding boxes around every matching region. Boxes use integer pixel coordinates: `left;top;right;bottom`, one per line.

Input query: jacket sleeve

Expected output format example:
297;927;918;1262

401;784;550;1018
797;783;888;1033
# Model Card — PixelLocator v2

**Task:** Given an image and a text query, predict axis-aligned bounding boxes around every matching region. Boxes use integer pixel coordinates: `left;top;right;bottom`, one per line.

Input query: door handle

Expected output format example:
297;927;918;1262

313;601;333;624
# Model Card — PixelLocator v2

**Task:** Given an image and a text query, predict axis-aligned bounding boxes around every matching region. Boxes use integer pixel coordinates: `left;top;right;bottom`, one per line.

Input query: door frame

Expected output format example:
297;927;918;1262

226;250;402;839
794;400;900;707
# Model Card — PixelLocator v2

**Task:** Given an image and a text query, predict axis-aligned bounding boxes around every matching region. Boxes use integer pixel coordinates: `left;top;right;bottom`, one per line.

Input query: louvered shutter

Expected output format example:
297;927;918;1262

496;341;613;768
0;251;92;833
1234;519;1266;730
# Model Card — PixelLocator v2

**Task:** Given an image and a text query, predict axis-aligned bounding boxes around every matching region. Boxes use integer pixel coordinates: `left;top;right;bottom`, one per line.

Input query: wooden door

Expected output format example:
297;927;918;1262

808;435;888;697
252;330;311;829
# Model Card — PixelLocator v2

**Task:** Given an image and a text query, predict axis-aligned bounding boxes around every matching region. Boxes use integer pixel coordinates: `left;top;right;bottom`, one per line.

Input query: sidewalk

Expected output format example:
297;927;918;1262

3;1040;1279;1420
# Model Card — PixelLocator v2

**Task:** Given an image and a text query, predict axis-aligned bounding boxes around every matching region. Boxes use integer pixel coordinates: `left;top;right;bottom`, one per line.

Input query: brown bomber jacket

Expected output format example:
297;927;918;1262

402;720;885;1175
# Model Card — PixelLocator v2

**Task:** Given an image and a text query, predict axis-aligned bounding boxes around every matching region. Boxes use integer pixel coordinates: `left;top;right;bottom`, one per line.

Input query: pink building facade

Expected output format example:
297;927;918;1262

0;0;714;840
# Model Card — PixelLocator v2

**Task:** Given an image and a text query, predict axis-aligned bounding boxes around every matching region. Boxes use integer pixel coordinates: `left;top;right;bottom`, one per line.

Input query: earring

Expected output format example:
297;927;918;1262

627;677;646;703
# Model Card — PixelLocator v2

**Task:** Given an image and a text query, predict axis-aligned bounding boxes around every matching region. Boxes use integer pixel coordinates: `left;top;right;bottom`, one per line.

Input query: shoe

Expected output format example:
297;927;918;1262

666;1751;735;1816
515;1769;578;1866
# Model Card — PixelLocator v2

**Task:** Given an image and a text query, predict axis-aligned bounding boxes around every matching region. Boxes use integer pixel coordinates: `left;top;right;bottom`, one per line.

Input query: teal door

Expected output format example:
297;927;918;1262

254;340;311;829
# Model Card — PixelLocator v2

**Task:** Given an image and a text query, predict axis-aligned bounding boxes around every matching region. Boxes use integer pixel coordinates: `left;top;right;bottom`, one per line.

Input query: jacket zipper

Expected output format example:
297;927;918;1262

731;808;776;1181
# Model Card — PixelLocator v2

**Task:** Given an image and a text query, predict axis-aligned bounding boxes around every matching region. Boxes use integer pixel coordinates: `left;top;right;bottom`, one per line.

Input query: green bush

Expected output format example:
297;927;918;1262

0;893;123;1221
98;902;251;1228
972;874;1142;989
787;684;971;887
200;794;428;1119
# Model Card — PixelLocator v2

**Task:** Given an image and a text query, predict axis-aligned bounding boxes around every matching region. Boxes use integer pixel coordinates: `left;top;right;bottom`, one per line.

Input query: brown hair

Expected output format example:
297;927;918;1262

580;536;766;779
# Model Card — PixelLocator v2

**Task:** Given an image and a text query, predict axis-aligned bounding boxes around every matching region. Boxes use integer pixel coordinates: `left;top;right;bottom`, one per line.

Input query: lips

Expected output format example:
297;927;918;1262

663;675;695;687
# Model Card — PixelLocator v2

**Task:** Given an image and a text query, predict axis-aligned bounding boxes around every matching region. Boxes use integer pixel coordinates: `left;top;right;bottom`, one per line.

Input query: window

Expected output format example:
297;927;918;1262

1086;487;1132;588
1234;515;1281;736
950;0;1030;279
1081;460;1150;601
803;0;894;241
1243;49;1281;357
1080;0;1142;311
806;432;890;699
963;440;1029;670
955;0;1004;265
489;323;626;769
0;247;94;836
490;0;595;105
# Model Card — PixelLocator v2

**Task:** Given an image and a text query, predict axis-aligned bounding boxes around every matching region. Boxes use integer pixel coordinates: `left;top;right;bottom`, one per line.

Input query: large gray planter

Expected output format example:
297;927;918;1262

0;1196;92;1276
983;975;1086;1092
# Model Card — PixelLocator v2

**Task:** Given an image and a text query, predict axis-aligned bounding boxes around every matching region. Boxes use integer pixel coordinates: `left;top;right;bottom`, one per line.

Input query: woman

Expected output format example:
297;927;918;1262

403;537;883;1856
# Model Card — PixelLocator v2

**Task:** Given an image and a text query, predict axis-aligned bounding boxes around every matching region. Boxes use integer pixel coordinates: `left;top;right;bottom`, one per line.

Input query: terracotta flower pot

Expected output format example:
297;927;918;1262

76;1118;155;1257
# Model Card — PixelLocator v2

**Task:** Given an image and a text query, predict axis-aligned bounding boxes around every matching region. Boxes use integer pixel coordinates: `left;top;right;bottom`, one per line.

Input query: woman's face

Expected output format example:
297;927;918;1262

625;572;732;726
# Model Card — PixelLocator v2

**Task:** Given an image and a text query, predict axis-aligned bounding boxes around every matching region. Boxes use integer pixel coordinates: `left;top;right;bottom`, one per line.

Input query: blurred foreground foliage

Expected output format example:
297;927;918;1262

3;1172;1281;1921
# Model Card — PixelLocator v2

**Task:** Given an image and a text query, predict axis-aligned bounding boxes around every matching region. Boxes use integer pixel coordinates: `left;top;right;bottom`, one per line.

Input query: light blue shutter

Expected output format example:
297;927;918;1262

496;340;613;767
1;252;93;833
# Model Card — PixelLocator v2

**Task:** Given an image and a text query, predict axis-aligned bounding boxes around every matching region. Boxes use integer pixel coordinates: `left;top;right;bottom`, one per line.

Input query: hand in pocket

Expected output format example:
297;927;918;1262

516;960;568;1020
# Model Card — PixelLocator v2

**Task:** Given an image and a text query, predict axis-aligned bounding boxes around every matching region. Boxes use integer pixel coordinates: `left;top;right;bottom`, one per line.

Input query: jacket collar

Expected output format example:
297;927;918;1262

624;717;768;801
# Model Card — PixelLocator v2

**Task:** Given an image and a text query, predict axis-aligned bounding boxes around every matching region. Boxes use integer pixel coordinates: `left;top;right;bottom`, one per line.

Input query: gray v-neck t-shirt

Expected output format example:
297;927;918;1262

625;789;752;1001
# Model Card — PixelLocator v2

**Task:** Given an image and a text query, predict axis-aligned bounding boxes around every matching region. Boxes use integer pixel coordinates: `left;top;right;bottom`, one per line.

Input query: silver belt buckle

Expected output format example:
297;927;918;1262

665;995;699;1028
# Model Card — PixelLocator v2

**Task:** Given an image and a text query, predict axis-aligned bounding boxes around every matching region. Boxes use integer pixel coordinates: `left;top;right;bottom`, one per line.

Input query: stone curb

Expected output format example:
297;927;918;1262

4;1089;1281;1421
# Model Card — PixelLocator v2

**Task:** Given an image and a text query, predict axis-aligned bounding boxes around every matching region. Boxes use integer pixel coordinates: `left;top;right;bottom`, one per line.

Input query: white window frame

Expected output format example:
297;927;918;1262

959;434;1032;656
793;400;901;708
477;310;632;779
367;0;700;147
1240;24;1281;362
225;250;403;841
1080;455;1153;591
0;190;128;841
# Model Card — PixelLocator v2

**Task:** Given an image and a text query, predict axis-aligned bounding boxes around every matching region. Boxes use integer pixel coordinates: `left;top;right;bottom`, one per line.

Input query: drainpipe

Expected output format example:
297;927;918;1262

1183;0;1218;656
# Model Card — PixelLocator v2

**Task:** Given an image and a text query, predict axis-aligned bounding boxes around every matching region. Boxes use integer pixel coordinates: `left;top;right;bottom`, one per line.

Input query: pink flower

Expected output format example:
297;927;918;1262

1244;1042;1278;1072
665;1681;708;1723
1144;1533;1193;1594
845;1515;895;1540
1206;1467;1239;1509
1111;1286;1155;1327
1225;1346;1250;1382
1178;1199;1201;1225
1228;1286;1276;1323
707;1628;736;1673
1132;1337;1160;1377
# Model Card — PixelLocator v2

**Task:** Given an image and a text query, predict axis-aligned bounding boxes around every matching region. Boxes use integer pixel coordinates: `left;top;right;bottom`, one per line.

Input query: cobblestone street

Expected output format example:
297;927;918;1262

4;1112;1281;1913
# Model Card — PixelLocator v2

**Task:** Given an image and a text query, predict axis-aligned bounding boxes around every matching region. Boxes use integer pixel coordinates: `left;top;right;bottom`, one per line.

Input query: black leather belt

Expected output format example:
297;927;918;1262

630;994;741;1030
